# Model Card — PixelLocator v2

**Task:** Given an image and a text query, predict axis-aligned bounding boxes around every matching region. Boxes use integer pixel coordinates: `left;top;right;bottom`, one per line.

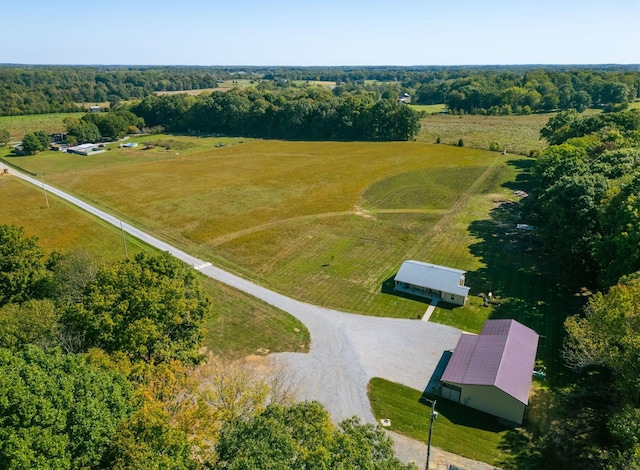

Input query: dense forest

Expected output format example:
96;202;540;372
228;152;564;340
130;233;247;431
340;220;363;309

0;64;637;116
130;86;422;141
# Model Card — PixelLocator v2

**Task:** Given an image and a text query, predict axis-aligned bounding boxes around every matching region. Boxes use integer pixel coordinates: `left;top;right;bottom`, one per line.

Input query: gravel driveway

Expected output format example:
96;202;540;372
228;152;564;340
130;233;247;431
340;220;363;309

7;166;496;468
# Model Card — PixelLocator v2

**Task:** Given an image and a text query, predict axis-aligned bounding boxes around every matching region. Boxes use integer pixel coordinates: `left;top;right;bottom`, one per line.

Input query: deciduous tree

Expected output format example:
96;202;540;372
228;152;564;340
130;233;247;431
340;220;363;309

62;252;209;363
0;225;51;306
564;276;640;405
0;346;134;469
215;401;416;469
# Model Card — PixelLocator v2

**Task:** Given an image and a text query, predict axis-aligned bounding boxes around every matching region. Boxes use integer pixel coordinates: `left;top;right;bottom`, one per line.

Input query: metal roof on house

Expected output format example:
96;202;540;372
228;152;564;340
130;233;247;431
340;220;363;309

441;319;539;404
394;260;470;297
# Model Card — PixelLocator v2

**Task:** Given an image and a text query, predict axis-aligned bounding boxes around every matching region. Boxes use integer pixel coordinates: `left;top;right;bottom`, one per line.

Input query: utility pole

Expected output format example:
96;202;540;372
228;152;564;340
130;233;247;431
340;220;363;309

120;221;128;258
424;399;437;470
40;175;49;208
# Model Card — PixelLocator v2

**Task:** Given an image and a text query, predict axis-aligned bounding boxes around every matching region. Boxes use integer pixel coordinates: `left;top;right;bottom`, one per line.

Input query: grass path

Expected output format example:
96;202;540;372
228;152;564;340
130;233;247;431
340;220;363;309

209;208;448;246
405;154;504;261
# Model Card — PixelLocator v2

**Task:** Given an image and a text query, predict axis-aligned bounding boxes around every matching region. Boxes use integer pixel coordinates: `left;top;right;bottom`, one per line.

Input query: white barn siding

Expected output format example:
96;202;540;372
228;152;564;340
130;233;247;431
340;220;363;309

448;383;527;424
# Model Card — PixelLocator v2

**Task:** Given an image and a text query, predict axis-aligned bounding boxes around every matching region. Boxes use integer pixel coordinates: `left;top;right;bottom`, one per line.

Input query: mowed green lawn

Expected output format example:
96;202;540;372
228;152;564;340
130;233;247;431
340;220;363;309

0;175;308;359
368;378;510;466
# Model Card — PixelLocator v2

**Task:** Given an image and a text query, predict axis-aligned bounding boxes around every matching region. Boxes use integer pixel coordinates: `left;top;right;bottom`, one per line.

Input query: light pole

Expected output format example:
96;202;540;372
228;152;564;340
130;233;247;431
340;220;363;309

424;398;438;470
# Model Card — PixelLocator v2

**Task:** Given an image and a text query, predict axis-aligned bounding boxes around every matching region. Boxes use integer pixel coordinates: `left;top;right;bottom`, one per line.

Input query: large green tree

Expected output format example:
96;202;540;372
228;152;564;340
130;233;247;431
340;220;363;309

0;299;58;350
0;346;134;470
62;252;209;363
21;132;48;154
0;225;51;306
0;128;10;145
215;401;416;469
564;276;640;406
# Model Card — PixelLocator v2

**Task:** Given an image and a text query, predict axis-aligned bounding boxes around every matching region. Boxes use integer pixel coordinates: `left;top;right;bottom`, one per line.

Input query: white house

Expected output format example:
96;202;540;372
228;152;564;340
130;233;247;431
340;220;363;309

440;319;539;424
394;260;470;305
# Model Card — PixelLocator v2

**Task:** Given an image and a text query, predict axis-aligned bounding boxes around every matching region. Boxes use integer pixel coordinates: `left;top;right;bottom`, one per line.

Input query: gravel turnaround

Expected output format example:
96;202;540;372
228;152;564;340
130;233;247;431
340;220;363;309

6;165;497;468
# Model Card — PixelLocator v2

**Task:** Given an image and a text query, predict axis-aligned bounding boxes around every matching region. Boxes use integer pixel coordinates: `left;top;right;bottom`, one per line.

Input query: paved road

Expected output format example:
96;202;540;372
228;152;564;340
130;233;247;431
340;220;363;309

4;164;495;469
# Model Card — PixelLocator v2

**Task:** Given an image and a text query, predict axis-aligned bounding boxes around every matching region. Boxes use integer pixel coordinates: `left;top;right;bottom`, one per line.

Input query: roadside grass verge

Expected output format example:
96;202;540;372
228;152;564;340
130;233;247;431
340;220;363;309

202;276;309;360
368;377;509;465
0;175;307;359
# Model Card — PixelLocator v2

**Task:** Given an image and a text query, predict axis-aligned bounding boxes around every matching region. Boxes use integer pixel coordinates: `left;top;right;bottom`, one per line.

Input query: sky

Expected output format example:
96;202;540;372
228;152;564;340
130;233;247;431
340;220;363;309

2;0;639;66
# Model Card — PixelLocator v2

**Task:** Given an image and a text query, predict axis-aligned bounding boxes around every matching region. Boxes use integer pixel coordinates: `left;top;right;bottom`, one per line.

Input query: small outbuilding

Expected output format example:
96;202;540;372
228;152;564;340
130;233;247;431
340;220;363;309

394;260;470;305
440;319;539;424
66;143;105;156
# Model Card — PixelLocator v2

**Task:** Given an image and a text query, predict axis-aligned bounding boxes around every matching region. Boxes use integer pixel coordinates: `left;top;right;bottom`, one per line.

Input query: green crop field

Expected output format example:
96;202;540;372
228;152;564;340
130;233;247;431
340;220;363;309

409;104;446;114
0;175;308;359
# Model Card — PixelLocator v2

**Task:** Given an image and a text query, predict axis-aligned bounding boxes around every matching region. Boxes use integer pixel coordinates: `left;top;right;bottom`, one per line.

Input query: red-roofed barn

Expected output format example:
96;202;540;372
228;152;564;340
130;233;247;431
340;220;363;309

440;319;539;424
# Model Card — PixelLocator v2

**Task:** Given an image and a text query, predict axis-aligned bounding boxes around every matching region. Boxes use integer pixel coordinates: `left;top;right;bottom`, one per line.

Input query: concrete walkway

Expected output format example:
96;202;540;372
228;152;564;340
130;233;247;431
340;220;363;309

422;298;440;321
3;164;496;469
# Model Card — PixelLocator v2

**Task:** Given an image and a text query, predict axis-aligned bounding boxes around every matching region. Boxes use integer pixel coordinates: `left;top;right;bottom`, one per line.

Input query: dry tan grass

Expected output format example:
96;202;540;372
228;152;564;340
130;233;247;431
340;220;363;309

19;139;519;318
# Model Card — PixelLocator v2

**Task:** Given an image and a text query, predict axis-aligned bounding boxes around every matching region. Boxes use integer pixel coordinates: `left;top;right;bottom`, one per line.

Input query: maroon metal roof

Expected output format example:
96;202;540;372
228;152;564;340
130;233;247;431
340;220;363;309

441;319;539;404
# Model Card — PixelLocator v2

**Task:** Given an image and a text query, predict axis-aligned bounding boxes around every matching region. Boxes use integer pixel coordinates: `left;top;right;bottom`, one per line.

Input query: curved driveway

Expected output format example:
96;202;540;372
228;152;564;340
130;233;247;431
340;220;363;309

5;165;478;466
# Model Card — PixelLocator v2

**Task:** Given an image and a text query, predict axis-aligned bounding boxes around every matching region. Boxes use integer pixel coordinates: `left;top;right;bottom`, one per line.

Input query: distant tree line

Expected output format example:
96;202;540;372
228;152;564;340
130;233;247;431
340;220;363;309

413;69;638;114
0;66;223;115
1;64;636;117
130;86;422;141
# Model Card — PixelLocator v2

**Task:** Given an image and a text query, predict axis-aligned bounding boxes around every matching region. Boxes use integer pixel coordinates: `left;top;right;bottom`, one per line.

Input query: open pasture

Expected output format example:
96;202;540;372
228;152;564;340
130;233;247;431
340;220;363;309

0;175;307;359
417;113;550;155
10;138;521;322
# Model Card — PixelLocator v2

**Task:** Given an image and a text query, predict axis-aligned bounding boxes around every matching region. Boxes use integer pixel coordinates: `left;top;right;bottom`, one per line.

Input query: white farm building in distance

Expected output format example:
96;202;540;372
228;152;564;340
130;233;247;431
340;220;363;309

394;260;470;305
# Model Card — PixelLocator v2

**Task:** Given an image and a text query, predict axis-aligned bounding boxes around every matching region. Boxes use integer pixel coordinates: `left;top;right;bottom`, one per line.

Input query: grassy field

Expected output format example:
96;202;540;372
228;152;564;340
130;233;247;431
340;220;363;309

368;378;510;465
1;112;574;365
417;113;550;155
409;104;446;114
5;139;514;322
0;175;308;359
0;113;84;141
3;118;575;463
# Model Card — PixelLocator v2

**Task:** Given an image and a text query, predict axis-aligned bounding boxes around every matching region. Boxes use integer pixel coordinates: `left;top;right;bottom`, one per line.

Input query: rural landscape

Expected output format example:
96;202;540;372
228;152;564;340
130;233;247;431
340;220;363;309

1;60;639;470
